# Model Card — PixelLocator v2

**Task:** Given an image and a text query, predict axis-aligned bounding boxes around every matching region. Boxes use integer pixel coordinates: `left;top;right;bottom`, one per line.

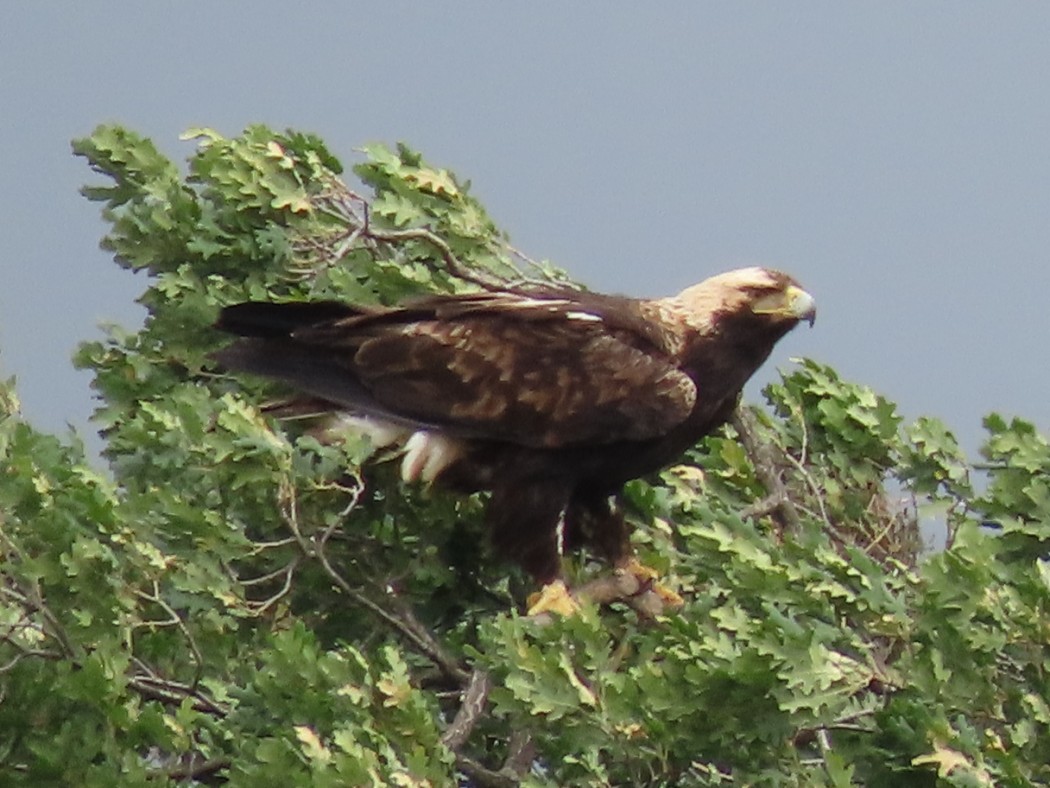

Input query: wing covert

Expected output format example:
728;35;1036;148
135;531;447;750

342;314;695;448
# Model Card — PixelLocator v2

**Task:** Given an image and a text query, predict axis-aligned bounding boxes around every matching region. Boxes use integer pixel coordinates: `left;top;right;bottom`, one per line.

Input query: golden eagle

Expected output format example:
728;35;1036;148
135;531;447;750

215;267;815;613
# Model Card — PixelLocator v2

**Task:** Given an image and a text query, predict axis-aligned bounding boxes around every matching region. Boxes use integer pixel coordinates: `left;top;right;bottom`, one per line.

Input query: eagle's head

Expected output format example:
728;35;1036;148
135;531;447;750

674;266;816;336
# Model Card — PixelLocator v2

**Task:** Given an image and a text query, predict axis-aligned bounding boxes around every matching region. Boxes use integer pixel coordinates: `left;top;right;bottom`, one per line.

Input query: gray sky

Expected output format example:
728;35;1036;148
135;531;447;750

2;4;1048;457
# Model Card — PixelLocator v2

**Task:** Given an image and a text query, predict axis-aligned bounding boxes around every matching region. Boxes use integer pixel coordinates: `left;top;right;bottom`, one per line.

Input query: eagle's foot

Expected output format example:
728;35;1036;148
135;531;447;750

564;559;683;617
526;563;682;619
616;558;684;608
526;579;580;617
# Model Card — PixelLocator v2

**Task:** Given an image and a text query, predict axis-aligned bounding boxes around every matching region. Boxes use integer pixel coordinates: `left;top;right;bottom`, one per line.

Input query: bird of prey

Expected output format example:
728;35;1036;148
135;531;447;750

214;266;815;614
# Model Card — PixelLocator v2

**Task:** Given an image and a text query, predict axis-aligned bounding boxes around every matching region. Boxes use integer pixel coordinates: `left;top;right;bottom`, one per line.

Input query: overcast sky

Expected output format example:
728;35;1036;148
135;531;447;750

2;4;1048;458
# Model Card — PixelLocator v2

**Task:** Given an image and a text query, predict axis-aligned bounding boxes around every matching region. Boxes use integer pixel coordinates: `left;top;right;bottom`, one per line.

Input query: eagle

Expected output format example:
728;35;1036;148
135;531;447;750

214;267;815;614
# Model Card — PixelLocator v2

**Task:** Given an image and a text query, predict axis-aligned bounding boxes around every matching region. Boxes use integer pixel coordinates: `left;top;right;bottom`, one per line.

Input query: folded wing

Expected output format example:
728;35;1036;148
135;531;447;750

215;293;696;449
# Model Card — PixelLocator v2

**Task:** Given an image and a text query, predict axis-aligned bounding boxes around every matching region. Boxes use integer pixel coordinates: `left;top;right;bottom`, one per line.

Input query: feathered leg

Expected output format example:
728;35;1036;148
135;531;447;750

485;476;580;616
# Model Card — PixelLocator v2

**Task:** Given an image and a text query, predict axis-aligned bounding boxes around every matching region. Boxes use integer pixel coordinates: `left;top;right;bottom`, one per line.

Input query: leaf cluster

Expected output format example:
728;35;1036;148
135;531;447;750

0;125;1046;786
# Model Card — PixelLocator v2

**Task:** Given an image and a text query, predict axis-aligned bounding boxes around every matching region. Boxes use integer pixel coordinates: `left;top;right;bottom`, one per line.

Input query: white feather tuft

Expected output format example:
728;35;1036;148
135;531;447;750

400;431;465;484
322;414;409;447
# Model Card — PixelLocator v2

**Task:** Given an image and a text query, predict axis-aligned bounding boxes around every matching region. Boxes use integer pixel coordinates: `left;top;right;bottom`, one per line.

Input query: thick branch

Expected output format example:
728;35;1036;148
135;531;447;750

575;572;670;618
455;755;522;788
502;729;537;779
150;756;231;782
731;408;803;533
441;669;492;750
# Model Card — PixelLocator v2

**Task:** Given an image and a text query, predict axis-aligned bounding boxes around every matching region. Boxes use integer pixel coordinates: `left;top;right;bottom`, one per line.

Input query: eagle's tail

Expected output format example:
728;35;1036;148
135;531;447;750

214;301;360;338
212;301;423;429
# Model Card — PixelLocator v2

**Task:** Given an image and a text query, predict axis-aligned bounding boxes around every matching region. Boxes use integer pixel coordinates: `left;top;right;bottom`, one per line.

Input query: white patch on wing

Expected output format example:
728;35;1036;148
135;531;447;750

564;310;602;322
400;431;465;484
499;297;572;310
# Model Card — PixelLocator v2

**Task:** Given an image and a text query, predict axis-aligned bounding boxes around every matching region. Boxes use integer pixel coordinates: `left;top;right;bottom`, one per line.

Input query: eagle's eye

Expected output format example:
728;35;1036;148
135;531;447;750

749;285;817;325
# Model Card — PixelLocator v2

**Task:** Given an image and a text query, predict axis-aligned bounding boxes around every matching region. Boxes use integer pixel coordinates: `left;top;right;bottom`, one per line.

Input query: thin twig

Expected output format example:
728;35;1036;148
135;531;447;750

300;181;566;293
366;225;505;290
0;533;79;659
0;647;62;673
246;536;298;554
127;674;228;717
328;562;468;685
133;581;205;688
277;477;469;685
779;452;849;543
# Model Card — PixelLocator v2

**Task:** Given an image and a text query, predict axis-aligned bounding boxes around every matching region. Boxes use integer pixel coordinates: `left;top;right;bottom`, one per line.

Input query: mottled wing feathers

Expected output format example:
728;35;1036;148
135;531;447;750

216;293;697;448
350;316;696;447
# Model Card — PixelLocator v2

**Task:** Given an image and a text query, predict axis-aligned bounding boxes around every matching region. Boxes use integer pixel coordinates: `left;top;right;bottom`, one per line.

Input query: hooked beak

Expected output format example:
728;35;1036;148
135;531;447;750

751;284;817;326
785;285;817;327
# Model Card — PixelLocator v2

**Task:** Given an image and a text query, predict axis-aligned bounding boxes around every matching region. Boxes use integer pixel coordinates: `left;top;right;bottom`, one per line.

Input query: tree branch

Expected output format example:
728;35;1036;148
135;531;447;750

501;729;537;780
277;476;469;685
132;580;205;688
127;672;229;717
305;183;509;291
149;755;231;782
441;669;492;750
731;408;803;534
455;754;523;788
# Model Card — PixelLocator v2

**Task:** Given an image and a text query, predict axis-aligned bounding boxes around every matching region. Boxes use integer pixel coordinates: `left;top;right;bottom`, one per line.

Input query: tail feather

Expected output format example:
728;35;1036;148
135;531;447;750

212;337;371;407
213;299;445;433
215;301;361;338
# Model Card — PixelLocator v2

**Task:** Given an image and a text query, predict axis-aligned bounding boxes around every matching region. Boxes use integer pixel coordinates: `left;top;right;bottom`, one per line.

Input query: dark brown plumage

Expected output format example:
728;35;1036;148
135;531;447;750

214;267;815;598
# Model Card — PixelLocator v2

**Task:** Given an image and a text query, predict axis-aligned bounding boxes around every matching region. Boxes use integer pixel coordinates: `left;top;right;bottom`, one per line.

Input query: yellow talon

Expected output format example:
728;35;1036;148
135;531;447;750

618;557;659;582
616;558;684;608
526;579;580;617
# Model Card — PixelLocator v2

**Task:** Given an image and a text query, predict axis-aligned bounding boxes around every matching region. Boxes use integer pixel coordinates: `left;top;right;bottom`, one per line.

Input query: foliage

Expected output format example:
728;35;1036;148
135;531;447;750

0;124;1046;785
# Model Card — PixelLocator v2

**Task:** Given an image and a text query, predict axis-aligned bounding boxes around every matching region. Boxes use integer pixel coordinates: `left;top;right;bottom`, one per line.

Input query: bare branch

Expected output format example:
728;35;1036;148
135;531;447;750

740;492;789;521
292;178;569;295
364;224;506;291
298;183;509;290
441;669;492;750
250;561;299;614
455;754;522;788
246;536;298;554
132;581;205;688
277;474;469;685
731;408;803;533
326;564;469;685
127;673;228;717
779;451;850;544
0;646;62;673
149;755;231;782
502;729;537;779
